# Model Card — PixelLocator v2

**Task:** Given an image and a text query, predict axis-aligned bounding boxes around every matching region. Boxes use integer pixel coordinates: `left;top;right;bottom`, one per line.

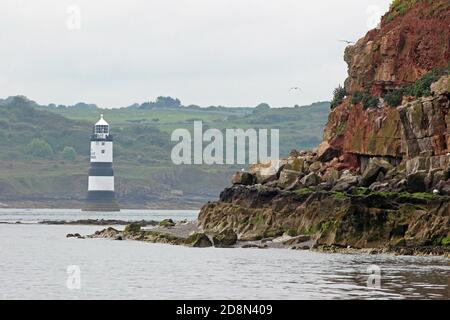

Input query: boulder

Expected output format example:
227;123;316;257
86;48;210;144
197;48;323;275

249;160;286;184
281;235;312;246
444;165;450;181
284;157;304;172
93;227;120;238
316;141;340;162
212;229;238;248
426;170;445;189
332;173;359;192
369;182;390;192
322;168;340;187
300;172;320;187
361;158;394;187
309;161;322;172
431;75;450;96
406;157;430;175
277;169;300;189
232;171;255;185
289;149;301;157
66;233;84;239
392;179;407;192
406;171;428;193
441;181;450;196
185;232;213;248
159;219;175;228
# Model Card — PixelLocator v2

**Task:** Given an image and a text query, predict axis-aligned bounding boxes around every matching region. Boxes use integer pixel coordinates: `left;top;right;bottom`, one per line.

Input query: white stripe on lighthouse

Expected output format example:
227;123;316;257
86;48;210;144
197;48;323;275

88;176;114;191
90;141;113;163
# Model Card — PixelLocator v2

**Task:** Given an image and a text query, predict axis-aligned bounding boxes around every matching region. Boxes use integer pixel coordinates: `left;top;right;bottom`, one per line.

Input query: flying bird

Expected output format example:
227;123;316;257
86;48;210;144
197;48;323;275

290;86;302;91
339;40;355;45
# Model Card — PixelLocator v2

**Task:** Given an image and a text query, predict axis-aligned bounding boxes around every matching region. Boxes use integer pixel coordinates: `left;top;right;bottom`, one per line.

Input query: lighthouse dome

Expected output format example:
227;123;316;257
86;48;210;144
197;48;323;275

95;114;109;126
93;114;111;139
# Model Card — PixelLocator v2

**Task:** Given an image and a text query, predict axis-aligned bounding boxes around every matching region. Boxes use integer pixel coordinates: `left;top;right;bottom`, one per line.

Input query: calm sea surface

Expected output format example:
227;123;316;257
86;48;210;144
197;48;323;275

0;209;448;300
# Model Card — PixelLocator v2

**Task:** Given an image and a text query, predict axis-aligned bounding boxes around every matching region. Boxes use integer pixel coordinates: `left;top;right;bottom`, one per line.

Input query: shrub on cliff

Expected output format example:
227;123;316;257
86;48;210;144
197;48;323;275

384;89;404;107
382;65;450;106
386;0;450;22
405;65;450;97
330;85;347;109
362;93;379;109
351;91;364;105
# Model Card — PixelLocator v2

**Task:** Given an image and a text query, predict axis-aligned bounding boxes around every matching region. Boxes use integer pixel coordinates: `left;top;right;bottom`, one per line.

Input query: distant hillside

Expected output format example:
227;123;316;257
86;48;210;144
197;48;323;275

0;96;330;208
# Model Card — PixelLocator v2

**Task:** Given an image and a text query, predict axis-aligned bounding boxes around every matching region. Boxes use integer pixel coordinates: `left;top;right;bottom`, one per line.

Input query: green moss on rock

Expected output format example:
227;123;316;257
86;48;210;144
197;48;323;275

124;223;141;234
185;233;212;248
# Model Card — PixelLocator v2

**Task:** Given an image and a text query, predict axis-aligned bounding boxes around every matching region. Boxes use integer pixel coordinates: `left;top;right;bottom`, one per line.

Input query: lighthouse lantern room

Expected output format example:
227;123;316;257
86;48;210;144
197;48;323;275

82;114;120;211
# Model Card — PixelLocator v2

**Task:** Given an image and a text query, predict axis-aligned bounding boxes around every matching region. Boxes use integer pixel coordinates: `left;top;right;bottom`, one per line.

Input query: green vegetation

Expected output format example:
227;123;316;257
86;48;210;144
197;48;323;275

351;187;371;196
388;0;422;21
124;223;141;233
62;147;77;161
335;122;347;136
319;221;332;234
384;89;404;107
382;64;450;107
26;138;53;159
0;96;330;207
331;192;349;200
294;187;314;196
362;92;379;110
386;0;450;22
405;65;450;97
159;219;175;227
330;85;347;109
350;89;379;109
351;91;364;105
441;236;450;246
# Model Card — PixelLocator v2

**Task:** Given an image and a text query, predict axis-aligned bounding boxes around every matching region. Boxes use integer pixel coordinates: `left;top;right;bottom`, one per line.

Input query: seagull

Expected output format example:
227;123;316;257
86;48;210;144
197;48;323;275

339;40;355;45
290;87;302;91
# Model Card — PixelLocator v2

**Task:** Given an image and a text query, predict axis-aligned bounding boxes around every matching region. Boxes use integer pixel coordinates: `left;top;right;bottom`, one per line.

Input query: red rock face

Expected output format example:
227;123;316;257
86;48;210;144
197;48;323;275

344;1;450;94
320;0;450;167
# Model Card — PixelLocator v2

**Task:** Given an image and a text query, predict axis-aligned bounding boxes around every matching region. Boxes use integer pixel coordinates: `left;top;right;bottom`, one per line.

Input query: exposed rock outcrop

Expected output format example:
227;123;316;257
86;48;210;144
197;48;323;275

344;0;450;95
198;1;450;255
199;185;450;256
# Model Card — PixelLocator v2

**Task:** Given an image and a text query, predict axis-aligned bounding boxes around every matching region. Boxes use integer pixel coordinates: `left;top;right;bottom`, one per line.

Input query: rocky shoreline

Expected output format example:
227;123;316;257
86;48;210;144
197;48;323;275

67;222;450;258
65;217;448;257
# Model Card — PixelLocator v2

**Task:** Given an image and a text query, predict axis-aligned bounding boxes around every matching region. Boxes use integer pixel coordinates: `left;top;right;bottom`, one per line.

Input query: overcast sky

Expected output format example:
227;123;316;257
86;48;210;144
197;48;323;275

0;0;392;108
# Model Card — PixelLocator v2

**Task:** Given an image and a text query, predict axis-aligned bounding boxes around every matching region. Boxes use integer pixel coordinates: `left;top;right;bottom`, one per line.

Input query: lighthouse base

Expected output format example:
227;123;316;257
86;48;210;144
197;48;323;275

82;191;120;212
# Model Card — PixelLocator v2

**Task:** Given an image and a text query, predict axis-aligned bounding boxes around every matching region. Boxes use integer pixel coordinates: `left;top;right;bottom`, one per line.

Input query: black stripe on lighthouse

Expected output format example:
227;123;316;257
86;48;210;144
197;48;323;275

88;162;114;176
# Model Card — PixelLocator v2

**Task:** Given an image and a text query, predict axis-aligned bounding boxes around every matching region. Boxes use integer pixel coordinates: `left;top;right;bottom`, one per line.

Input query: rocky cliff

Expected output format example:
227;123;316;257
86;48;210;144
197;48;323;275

197;1;450;255
344;0;450;95
322;0;450;163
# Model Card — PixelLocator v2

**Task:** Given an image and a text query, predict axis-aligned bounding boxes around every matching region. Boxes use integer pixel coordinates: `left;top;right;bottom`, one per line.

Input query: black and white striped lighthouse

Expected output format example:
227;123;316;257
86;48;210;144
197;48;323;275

82;114;120;212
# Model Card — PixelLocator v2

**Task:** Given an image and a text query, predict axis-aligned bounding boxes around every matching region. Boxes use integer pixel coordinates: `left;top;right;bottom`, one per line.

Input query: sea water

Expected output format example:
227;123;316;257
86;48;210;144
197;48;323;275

0;209;448;300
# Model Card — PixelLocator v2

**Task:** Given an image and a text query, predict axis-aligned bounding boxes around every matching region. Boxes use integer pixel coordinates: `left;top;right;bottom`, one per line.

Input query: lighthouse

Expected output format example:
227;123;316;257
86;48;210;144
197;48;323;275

82;114;120;212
